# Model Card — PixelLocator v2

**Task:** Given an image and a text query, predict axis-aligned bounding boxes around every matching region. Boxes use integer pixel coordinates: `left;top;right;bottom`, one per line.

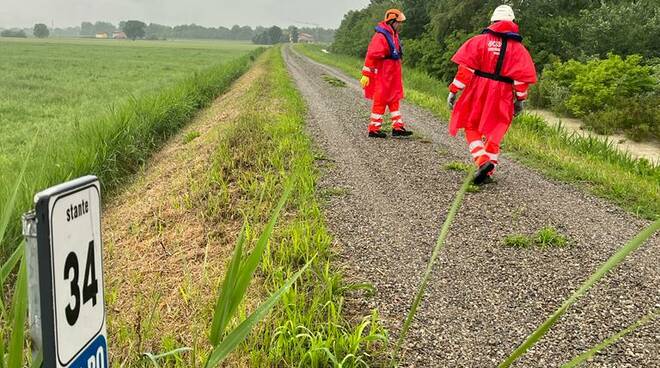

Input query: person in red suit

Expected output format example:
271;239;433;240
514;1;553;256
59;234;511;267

360;8;413;138
447;5;537;184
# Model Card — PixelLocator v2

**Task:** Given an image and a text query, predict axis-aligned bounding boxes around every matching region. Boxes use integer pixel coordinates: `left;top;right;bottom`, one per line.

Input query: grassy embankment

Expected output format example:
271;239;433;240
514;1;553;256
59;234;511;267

103;46;386;367
0;38;260;257
295;44;659;220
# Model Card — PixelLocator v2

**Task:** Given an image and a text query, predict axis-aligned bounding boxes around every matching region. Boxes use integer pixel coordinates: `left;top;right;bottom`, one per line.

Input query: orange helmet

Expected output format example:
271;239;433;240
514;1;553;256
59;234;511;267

384;9;406;22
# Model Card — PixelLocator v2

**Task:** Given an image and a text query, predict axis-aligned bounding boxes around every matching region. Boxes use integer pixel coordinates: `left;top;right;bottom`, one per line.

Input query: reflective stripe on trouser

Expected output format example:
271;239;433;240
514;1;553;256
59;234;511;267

369;99;404;131
465;129;500;170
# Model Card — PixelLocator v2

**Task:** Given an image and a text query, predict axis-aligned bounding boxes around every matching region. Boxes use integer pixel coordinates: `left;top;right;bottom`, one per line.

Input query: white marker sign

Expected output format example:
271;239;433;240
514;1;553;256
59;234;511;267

31;176;109;368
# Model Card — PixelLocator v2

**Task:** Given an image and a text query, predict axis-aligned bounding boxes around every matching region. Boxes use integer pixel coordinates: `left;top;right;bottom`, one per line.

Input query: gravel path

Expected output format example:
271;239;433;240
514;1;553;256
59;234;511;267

283;46;659;367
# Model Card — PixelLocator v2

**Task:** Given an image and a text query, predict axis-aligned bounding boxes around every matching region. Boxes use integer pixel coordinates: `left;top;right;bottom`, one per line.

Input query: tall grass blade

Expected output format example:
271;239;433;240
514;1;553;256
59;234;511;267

561;307;659;368
209;178;293;346
211;180;294;345
499;219;660;367
209;222;247;345
142;347;193;367
204;257;313;368
1;242;24;287
7;256;27;368
391;168;475;366
30;352;42;368
0;133;37;248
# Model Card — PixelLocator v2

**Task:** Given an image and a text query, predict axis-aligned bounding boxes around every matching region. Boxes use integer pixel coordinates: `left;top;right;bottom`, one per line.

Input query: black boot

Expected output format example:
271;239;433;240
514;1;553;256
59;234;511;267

369;130;387;138
473;161;495;185
392;127;413;137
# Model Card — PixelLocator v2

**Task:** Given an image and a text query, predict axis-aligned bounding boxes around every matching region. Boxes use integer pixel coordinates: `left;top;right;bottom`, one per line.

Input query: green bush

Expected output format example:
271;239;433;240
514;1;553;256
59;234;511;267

537;54;659;140
564;54;656;117
583;95;660;141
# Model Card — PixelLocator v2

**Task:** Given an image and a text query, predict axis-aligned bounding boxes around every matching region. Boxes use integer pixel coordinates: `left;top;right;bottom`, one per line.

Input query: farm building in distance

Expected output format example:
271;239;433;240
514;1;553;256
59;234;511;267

112;31;127;39
298;32;314;43
95;32;109;39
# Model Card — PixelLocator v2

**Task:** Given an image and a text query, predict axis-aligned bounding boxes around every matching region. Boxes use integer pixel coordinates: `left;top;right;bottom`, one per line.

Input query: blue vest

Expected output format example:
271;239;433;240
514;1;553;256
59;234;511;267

375;26;403;60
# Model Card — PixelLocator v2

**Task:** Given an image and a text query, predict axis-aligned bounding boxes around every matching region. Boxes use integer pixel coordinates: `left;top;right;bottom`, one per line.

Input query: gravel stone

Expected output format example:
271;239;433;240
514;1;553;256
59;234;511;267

283;46;659;367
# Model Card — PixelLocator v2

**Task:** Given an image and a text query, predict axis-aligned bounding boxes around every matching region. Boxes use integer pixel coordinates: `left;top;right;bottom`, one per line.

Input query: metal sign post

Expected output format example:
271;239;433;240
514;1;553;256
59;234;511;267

23;176;109;368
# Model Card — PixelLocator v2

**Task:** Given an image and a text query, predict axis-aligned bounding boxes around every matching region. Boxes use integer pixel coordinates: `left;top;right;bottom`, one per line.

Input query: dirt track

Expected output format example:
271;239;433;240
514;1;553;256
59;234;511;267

283;46;659;367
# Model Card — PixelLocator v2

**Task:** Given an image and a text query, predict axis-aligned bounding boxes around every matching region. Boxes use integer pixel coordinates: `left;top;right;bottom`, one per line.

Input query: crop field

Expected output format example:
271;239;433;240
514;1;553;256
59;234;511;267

0;38;261;254
0;38;257;167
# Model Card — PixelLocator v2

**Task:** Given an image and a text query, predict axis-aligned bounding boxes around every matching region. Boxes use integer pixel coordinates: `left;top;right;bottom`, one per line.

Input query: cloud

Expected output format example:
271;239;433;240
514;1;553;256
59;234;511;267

0;0;370;29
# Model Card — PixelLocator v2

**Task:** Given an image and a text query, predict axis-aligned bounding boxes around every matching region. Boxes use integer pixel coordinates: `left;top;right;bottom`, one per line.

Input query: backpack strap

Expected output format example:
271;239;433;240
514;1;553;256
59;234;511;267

374;26;402;60
473;35;514;84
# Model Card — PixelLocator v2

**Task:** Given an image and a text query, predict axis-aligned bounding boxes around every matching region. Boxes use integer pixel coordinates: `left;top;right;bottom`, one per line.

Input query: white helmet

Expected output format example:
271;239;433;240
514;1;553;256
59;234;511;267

491;5;515;22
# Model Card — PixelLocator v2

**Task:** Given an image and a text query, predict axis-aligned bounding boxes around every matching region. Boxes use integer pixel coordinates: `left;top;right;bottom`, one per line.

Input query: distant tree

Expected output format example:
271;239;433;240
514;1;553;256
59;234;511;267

51;26;80;37
289;26;299;43
230;25;241;40
238;26;254;40
33;23;49;38
94;21;116;35
267;26;283;44
252;26;284;45
122;20;146;40
80;21;94;36
1;29;27;38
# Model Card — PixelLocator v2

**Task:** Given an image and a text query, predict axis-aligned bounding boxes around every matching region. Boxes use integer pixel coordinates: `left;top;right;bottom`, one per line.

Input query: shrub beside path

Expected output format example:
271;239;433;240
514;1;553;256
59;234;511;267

284;46;659;367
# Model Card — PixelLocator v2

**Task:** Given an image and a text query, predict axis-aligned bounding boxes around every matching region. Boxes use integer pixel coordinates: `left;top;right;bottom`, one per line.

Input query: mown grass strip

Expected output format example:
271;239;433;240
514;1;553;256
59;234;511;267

0;49;264;260
498;219;660;367
561;307;659;368
295;44;659;220
391;168;475;367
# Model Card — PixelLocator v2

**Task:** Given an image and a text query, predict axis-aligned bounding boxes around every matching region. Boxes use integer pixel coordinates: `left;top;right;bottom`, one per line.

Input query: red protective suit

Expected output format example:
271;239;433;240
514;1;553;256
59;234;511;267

362;22;404;103
449;21;536;146
362;22;406;132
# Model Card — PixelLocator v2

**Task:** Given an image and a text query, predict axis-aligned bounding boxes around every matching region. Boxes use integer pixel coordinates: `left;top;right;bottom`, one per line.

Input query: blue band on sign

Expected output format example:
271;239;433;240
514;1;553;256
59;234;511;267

68;335;108;368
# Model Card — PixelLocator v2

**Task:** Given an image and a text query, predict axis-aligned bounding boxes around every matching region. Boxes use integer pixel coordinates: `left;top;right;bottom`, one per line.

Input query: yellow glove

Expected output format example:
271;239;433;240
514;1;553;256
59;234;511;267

360;75;370;88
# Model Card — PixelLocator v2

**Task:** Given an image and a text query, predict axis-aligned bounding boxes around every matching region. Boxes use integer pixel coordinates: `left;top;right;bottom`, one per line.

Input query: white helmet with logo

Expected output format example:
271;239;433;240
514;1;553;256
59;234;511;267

491;5;515;22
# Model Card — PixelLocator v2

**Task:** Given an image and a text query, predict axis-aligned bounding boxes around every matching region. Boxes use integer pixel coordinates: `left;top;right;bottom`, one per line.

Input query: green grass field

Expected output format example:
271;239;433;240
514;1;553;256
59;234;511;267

0;38;257;167
0;38;261;256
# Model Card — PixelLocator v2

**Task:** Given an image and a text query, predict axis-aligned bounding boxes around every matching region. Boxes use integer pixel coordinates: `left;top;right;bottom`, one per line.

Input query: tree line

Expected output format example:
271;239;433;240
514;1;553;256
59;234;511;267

1;21;335;44
334;0;659;80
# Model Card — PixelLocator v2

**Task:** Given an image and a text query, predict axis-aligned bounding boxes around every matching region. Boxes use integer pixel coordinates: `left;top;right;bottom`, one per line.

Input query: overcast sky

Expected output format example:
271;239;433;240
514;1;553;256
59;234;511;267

0;0;370;29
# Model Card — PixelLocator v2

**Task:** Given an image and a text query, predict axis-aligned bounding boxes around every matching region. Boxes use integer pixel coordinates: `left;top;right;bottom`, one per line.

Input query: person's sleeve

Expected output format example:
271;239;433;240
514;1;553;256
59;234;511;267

362;33;388;77
511;45;537;100
513;81;529;100
448;65;474;93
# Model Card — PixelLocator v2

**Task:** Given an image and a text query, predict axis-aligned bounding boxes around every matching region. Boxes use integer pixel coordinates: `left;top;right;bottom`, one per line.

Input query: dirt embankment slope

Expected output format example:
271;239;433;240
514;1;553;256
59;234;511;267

102;57;266;365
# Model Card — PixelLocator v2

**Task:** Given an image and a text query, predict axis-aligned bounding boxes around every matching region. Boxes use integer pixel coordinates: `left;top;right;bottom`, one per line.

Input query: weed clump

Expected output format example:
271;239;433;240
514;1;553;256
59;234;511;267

444;161;472;172
322;74;347;87
504;234;534;248
535;226;568;248
183;130;201;143
504;226;568;249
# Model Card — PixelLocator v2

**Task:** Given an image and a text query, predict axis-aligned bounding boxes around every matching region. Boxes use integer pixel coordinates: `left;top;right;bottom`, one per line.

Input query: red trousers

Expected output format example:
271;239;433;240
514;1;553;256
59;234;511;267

369;99;404;132
465;128;501;168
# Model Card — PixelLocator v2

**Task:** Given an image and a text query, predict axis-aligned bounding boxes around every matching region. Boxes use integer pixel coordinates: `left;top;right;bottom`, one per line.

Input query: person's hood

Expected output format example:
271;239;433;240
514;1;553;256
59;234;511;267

483;20;522;41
